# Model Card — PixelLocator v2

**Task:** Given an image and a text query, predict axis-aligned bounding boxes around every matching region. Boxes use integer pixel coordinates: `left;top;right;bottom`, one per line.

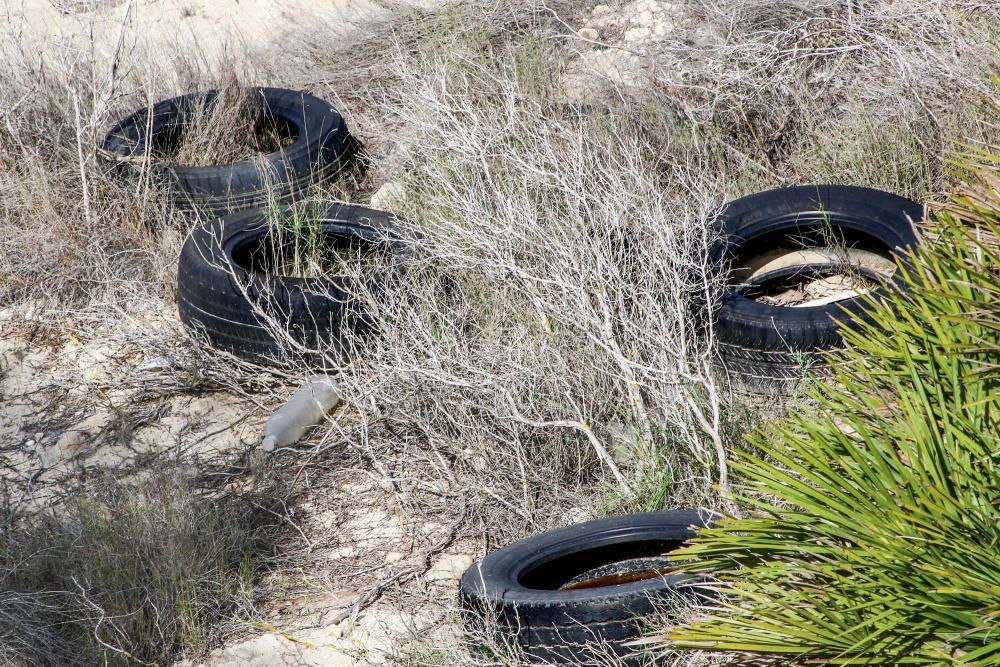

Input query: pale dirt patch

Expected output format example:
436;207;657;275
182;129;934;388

562;0;712;95
4;0;385;67
186;603;454;667
0;306;259;508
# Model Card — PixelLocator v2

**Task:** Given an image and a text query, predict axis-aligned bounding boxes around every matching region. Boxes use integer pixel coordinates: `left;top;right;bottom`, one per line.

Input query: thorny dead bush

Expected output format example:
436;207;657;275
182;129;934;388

164;81;297;167
250;0;1000;549
0;471;289;667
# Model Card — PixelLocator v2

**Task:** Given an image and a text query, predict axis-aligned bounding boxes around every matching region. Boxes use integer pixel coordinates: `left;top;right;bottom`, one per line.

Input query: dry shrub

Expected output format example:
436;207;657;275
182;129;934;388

0;18;282;308
160;79;299;167
648;0;1000;196
263;0;1000;541
0;471;289;667
261;15;749;550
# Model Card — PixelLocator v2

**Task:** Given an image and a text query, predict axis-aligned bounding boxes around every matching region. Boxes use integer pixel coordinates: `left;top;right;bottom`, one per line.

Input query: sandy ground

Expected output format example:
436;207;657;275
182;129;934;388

0;307;476;667
5;0;384;65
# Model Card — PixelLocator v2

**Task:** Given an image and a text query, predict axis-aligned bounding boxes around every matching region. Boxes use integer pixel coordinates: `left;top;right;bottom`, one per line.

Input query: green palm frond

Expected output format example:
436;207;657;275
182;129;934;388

667;156;1000;664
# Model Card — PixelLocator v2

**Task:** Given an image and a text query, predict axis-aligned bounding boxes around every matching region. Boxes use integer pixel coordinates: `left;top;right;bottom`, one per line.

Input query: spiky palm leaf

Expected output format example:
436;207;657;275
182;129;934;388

667;159;1000;665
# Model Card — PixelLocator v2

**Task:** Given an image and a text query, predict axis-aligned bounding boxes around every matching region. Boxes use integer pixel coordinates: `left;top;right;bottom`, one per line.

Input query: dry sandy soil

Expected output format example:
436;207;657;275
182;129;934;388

6;0;383;64
0;306;476;666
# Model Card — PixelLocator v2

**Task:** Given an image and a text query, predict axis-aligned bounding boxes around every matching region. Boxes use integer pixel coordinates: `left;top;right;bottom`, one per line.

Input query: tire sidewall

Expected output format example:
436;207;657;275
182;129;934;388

177;204;408;365
713;184;922;351
102;87;350;211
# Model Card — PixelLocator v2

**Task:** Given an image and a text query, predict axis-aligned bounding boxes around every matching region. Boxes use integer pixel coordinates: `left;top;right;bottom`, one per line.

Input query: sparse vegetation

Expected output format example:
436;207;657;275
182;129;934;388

257;200;385;278
0;472;289;666
163;83;297;167
2;0;1000;664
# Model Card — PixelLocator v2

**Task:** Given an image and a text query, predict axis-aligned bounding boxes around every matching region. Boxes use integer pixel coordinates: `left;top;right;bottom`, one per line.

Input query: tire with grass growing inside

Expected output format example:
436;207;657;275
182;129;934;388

459;510;716;665
177;202;409;367
713;184;921;388
101;87;357;215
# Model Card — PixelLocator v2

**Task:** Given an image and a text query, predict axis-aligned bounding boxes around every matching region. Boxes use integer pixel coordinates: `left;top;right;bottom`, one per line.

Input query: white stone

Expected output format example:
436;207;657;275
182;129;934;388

624;26;651;43
425;554;474;583
329;546;357;560
369;181;407;213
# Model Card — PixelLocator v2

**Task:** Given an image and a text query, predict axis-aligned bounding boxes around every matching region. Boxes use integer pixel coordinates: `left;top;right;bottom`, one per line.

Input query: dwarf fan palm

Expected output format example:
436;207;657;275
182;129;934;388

667;152;1000;664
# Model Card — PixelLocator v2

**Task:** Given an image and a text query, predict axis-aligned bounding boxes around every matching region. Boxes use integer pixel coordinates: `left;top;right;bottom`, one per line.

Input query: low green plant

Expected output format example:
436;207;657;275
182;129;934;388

665;153;1000;664
261;200;376;279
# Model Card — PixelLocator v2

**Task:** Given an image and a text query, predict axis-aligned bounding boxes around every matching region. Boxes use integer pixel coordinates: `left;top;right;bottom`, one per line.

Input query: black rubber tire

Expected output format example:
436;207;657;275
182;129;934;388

177;203;409;367
102;87;355;215
459;510;716;665
713;184;921;388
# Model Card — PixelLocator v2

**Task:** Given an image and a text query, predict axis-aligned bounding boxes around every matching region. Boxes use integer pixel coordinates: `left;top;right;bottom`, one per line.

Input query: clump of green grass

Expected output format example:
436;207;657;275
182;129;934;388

258;200;382;279
0;471;288;667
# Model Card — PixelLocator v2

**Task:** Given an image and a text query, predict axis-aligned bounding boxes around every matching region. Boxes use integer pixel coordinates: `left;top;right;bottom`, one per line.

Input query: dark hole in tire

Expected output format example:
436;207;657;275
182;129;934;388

518;539;684;591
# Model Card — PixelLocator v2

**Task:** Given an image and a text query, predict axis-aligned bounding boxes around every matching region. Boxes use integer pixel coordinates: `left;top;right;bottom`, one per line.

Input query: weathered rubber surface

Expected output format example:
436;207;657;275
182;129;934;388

713;184;922;388
459;511;717;665
102;87;355;215
177;203;409;367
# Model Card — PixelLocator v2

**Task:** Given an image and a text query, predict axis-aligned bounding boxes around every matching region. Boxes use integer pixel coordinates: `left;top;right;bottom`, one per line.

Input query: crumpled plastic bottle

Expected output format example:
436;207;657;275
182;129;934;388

261;374;341;452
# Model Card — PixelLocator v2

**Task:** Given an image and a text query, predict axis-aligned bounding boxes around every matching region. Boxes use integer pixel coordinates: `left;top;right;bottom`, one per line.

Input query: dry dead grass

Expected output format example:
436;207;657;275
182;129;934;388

1;0;999;665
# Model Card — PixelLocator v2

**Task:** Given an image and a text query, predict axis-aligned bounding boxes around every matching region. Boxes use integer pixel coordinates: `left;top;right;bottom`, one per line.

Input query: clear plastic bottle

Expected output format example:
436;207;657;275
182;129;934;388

261;375;341;452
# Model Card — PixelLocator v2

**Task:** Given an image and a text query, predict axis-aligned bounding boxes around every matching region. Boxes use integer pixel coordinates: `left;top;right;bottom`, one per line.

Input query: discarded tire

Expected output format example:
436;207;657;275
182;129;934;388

459;510;716;665
177;203;408;366
714;184;921;387
101;87;355;215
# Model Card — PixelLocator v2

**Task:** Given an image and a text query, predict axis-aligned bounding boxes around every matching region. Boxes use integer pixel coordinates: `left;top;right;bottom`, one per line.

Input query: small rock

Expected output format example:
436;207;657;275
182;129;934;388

578;27;599;41
370;181;407;213
592;4;612;15
329;546;357;560
425;554;474;583
136;355;175;372
624;26;651;43
384;551;405;564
